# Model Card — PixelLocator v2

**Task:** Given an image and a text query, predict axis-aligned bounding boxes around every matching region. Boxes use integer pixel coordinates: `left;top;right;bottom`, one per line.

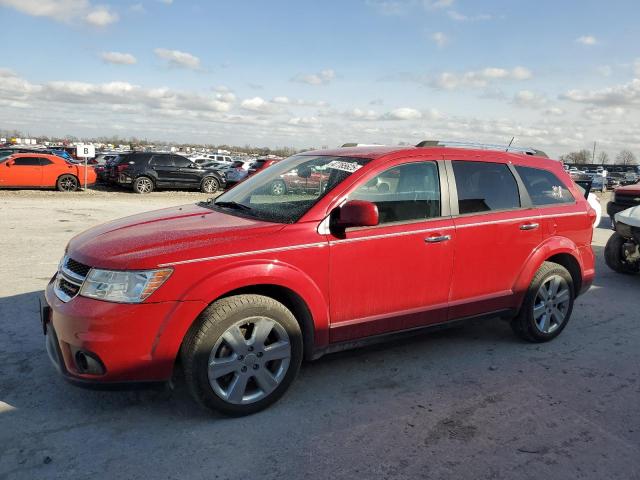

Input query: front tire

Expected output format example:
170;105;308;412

511;262;574;342
57;174;78;192
133;176;154;194
270;180;286;196
605;232;640;274
181;295;303;416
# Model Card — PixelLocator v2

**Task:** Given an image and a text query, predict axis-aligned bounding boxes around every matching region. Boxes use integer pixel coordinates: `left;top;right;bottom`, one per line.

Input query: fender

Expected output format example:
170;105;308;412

153;259;331;367
512;235;583;302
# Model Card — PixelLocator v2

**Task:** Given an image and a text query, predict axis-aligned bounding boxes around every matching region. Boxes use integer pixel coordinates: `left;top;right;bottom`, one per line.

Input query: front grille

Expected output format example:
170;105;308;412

58;277;81;298
54;255;92;302
65;258;91;277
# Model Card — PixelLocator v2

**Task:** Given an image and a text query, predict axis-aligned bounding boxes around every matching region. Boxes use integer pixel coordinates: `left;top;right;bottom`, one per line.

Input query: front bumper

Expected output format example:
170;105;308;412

42;281;206;387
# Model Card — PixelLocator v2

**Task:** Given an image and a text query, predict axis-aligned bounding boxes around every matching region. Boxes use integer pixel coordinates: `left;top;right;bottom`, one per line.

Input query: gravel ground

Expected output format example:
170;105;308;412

0;189;639;480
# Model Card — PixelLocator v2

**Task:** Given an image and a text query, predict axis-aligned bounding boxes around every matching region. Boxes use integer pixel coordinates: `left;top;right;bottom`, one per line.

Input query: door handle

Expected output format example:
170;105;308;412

425;234;451;243
519;223;539;231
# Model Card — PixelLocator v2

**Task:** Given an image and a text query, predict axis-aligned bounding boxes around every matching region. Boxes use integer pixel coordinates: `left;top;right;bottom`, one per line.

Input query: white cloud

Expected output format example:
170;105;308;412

512;90;547;108
0;0;119;26
101;51;137;65
447;10;491;21
561;79;640;107
386;107;422;120
240;96;280;113
424;0;454;9
545;107;565;116
154;48;200;70
430;66;532;89
576;35;598;46
431;32;448;48
365;0;412;16
288;116;319;126
292;69;336;86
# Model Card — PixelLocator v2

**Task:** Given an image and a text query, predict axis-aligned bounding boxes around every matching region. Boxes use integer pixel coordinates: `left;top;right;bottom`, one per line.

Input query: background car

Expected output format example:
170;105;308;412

113;151;225;194
248;157;281;176
0;153;96;191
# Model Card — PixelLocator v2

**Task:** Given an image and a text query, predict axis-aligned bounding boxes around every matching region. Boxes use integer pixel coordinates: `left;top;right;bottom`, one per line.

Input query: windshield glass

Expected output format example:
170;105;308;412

208;154;370;223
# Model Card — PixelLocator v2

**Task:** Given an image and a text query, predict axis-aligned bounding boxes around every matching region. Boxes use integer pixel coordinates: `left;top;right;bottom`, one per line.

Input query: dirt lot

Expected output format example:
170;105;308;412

0;189;639;480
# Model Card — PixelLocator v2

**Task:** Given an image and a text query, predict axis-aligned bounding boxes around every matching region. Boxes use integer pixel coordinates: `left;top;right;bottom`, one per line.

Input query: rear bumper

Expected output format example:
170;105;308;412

579;245;595;296
42;282;206;386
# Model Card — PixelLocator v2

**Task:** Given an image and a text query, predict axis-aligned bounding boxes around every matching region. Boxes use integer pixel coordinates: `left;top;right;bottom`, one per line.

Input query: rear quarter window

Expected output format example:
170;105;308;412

452;161;520;214
515;166;575;206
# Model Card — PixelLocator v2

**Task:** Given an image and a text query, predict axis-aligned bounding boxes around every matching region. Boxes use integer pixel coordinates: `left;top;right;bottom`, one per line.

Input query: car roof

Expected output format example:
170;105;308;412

299;145;557;166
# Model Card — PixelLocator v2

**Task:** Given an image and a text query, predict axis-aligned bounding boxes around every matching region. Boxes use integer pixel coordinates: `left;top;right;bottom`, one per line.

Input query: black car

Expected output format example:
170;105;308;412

112;152;226;194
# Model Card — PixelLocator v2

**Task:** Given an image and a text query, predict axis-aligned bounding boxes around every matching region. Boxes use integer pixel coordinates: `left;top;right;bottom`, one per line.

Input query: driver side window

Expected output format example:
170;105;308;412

350;161;441;225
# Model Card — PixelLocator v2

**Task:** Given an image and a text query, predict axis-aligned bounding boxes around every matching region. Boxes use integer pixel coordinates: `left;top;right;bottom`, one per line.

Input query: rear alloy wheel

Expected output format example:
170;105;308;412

57;174;78;192
270;180;286;196
133;176;154;194
511;262;574;342
182;294;302;416
201;176;220;194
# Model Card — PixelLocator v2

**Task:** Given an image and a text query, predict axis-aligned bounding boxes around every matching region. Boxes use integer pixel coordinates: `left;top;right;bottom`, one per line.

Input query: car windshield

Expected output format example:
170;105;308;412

205;154;370;223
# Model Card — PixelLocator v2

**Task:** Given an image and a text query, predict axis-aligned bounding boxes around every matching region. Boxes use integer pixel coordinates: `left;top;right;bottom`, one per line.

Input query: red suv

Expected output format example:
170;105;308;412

42;143;595;415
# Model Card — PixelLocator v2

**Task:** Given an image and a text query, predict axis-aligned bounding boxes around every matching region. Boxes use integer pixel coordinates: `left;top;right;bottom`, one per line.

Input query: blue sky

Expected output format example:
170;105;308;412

1;0;639;157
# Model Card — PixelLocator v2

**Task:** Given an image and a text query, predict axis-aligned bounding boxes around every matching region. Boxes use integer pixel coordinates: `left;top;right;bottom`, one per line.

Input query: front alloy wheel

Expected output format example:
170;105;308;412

201;176;220;194
182;294;302;416
208;317;291;404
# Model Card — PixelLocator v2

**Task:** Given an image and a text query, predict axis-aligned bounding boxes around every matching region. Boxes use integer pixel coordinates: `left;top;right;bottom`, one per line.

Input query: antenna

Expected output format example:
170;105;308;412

506;137;515;151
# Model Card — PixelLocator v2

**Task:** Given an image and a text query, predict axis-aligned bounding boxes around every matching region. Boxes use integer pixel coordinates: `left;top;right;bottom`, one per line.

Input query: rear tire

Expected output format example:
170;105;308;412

270;180;286;196
201;176;220;194
57;174;78;192
511;262;574;342
181;294;303;416
133;176;154;194
604;232;640;274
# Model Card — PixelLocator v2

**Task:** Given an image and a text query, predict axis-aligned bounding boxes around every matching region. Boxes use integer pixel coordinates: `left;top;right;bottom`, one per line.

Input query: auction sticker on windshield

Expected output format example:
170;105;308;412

325;160;362;173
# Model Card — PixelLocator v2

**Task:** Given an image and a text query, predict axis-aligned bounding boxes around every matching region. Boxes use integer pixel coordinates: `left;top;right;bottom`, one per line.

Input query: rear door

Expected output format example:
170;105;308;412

446;157;542;319
3;156;43;186
149;154;175;185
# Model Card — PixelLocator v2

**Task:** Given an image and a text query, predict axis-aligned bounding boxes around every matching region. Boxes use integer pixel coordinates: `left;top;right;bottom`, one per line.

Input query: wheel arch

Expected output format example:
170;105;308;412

513;236;584;301
56;172;79;188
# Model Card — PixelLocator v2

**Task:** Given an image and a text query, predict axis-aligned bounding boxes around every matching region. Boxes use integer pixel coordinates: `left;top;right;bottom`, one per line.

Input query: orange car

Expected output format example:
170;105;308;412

0;153;96;191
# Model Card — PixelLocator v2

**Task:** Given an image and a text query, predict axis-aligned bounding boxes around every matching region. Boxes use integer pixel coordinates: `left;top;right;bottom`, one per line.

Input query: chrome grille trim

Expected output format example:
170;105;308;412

53;256;90;303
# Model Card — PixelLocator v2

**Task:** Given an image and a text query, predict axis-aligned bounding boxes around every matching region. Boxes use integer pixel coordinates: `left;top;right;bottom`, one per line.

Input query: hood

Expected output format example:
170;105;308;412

67;203;285;269
614;183;640;196
615;206;640;227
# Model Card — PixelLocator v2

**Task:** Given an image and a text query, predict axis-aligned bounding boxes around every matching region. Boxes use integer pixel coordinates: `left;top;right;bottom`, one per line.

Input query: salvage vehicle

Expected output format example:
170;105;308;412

605;206;640;274
607;183;640;224
42;141;596;415
0;153;96;191
110;151;225;194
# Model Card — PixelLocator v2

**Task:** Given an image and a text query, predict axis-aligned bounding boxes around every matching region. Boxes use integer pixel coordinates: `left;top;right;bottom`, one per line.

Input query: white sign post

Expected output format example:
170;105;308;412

76;144;95;191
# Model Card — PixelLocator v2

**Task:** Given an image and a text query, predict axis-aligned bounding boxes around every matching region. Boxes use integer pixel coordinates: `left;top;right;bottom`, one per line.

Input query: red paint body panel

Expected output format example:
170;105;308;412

43;146;595;384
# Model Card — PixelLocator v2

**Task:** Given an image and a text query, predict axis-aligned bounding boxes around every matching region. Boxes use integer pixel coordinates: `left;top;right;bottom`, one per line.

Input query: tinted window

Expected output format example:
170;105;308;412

13;157;41;166
39;158;53;166
516;166;575;205
453;161;520;214
150;154;174;167
351;162;441;224
172;155;192;168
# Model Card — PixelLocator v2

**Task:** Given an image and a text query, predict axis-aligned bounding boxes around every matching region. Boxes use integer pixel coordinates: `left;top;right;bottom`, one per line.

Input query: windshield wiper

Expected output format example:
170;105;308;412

213;200;252;211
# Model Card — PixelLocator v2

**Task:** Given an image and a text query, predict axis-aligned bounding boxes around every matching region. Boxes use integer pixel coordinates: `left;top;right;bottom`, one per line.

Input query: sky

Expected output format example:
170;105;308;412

1;0;639;158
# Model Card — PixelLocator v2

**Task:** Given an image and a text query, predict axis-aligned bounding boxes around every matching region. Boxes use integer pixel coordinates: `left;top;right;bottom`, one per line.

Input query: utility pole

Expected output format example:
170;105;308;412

592;141;597;164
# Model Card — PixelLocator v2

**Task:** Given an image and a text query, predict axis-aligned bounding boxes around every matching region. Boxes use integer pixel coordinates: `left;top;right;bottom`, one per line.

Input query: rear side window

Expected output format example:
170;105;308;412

351;161;441;224
453;161;520;214
172;155;192;168
39;158;53;166
515;166;575;205
150;154;174;167
13;157;41;166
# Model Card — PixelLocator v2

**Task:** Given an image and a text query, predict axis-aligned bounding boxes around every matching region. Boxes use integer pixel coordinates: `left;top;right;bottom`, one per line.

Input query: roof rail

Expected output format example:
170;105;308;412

340;143;385;148
415;140;548;158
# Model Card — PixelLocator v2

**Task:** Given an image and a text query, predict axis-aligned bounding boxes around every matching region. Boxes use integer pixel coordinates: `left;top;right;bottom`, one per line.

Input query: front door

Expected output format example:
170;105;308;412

328;159;455;343
3;156;43;187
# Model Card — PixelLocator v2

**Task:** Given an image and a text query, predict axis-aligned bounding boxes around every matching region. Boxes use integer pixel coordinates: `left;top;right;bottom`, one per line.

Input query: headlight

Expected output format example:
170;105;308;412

80;268;173;303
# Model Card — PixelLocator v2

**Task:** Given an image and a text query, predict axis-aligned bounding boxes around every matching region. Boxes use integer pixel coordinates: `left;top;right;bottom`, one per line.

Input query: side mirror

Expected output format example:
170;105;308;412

334;200;379;229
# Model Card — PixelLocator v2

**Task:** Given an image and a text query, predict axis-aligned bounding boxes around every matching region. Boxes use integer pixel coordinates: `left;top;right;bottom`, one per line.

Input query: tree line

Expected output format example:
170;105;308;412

560;149;637;165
